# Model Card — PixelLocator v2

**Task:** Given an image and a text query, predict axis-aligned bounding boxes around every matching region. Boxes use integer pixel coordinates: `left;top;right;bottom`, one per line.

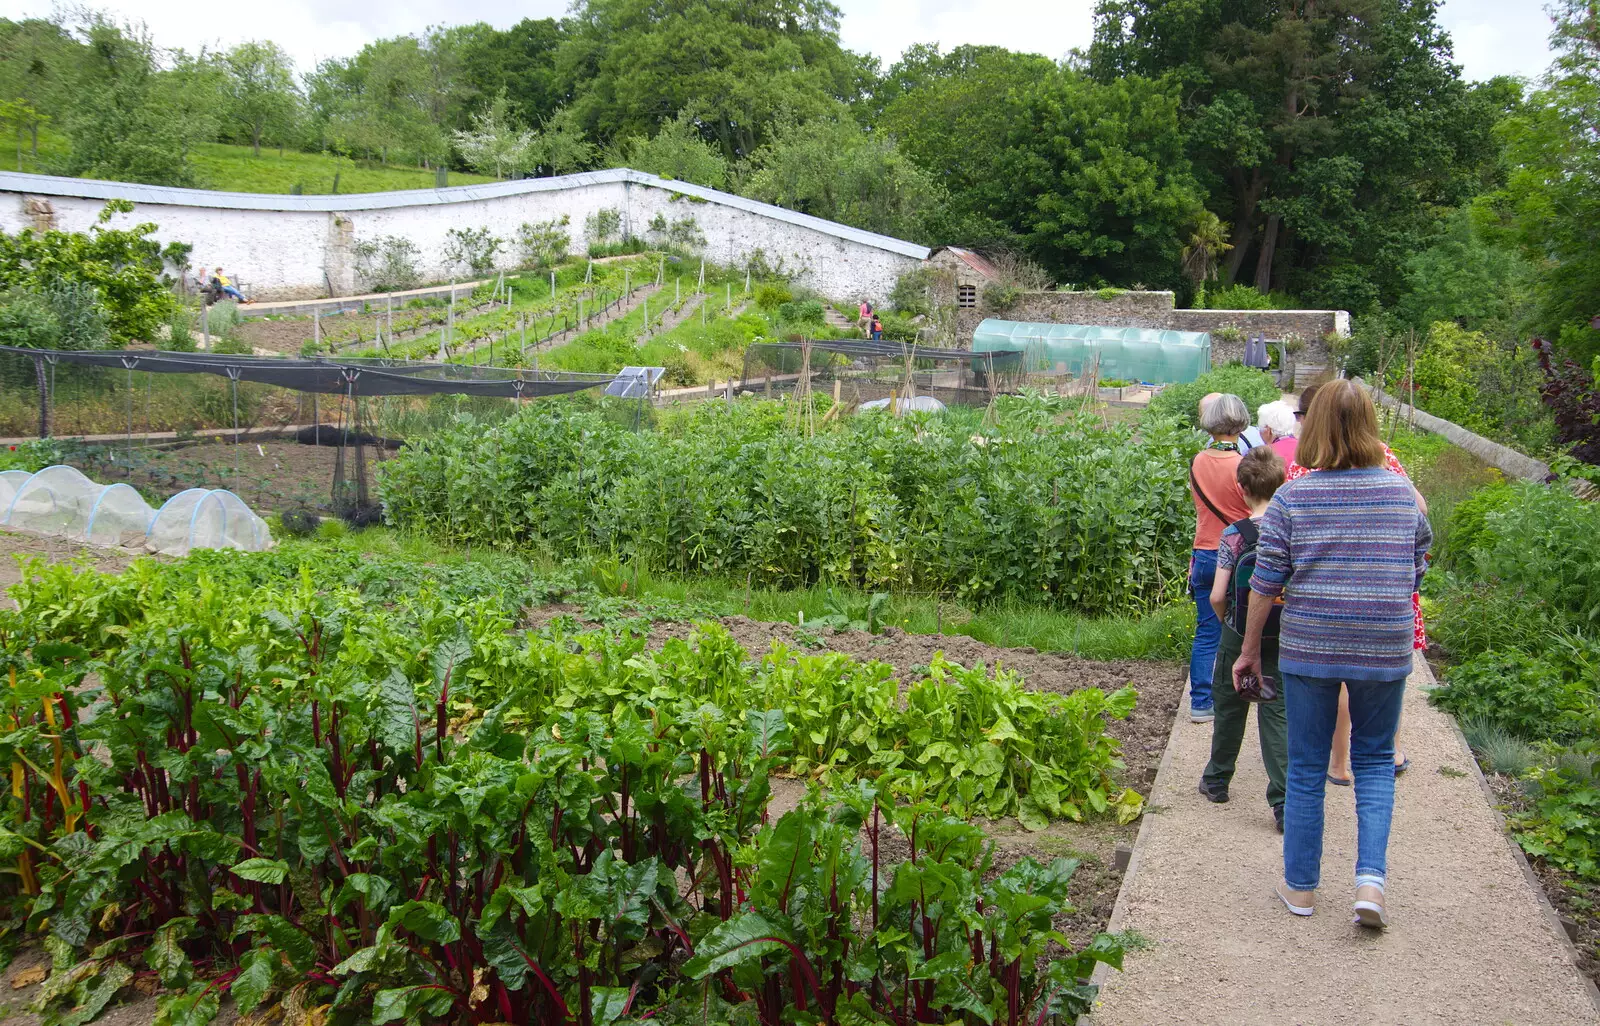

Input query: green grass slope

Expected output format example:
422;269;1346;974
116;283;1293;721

7;132;496;194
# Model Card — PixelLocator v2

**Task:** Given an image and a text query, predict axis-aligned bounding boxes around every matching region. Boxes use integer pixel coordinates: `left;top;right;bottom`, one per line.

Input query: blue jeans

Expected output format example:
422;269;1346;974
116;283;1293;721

1188;548;1219;708
1281;672;1407;890
222;285;245;301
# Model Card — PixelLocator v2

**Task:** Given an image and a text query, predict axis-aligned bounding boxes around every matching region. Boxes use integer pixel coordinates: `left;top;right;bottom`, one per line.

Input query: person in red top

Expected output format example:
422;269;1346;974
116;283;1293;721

1288;383;1429;781
1187;393;1255;722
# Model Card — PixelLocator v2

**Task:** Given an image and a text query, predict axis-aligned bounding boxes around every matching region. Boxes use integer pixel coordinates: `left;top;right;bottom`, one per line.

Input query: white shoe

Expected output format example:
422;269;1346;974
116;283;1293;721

1353;882;1388;929
1276;881;1315;917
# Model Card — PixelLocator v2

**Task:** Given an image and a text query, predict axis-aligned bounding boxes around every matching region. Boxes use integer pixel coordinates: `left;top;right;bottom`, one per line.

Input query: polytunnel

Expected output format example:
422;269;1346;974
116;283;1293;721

970;319;1212;384
0;466;273;556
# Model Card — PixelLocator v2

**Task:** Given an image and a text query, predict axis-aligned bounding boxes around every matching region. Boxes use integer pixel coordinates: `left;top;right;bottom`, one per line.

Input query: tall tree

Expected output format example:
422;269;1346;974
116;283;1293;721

222;41;300;156
307;38;447;166
608;110;729;188
0;17;76;158
742;111;940;239
555;0;873;161
1090;0;1500;308
453;89;535;178
1477;0;1600;362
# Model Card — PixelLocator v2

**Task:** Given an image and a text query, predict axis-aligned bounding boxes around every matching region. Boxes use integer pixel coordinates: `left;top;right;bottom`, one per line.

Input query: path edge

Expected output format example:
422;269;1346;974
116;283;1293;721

1081;676;1191;1014
1418;658;1600;1017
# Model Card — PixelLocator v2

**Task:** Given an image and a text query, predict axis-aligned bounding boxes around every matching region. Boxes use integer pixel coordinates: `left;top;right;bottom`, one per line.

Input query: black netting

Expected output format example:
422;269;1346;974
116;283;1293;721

0;346;615;399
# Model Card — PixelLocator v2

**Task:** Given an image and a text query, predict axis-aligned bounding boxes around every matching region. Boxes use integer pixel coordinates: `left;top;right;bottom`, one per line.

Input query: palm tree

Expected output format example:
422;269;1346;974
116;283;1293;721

1181;211;1232;284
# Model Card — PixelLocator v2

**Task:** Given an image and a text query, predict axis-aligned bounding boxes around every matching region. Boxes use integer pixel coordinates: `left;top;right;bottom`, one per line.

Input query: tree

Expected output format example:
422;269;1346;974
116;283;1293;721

0;17;75;159
55;16;208;186
1181;210;1232;285
529;106;596;176
453;89;535;179
1477;1;1600;363
877;45;1059;248
307;37;447;166
608;111;729;187
556;0;872;161
222;41;300;156
1089;0;1503;308
741;113;941;240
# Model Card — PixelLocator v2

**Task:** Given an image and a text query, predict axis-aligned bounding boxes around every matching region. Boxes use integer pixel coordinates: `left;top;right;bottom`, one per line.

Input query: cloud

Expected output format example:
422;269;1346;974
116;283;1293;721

0;0;1555;83
1435;0;1556;82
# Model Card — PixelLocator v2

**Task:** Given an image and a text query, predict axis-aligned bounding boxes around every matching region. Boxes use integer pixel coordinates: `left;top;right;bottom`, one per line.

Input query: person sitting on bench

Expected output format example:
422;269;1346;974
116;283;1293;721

213;268;249;303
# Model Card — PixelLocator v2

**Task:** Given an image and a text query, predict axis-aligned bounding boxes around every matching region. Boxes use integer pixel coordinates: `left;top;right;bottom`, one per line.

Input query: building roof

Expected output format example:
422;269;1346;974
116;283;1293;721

0;167;931;260
931;246;1002;280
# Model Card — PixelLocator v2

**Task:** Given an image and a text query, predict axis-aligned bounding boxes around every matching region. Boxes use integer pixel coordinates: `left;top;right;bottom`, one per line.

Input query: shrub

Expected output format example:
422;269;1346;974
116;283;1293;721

1201;284;1296;310
0;200;175;344
377;401;1205;616
754;282;793;311
0;289;62;348
443;225;503;275
777;298;825;326
354;235;422;292
1468;483;1600;626
1429;651;1598;743
1438;480;1517;567
516;216;571;268
1515;749;1600;880
584;206;623;244
1145;365;1282;427
1402;323;1552;454
1532;336;1600;465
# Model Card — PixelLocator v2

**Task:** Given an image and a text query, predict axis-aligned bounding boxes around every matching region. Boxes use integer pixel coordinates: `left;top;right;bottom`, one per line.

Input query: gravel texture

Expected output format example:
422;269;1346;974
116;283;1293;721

1089;659;1600;1026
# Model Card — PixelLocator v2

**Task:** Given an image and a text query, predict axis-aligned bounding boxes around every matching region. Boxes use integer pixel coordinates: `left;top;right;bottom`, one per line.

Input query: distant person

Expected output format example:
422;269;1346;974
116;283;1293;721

859;299;870;320
1187;392;1254;723
1257;399;1300;464
194;266;209;294
1200;445;1290;832
1201;391;1264;451
870;315;883;341
1235;379;1431;930
214;268;248;303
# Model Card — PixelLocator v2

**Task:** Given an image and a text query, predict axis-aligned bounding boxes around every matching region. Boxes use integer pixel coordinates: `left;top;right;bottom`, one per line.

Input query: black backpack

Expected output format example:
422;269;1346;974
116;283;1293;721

1226;517;1282;639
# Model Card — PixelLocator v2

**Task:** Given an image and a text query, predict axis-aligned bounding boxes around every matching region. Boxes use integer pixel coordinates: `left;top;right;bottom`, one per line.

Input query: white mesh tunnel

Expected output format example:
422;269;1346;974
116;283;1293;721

1;466;273;556
145;488;273;556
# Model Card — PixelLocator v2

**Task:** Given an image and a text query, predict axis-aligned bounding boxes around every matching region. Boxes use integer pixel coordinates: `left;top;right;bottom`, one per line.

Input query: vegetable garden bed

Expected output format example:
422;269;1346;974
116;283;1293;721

0;537;1182;1025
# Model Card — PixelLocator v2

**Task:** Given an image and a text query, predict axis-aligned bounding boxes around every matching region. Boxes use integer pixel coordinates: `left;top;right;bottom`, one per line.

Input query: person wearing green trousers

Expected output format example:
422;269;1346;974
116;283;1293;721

1197;446;1289;832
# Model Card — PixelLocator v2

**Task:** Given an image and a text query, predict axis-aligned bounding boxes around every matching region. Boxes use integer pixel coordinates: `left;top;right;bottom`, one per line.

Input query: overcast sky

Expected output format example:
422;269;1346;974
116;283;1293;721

0;0;1560;84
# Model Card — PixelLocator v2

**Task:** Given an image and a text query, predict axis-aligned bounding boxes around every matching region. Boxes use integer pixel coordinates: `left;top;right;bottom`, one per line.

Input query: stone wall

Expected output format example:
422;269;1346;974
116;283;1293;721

0;169;929;302
956;290;1349;366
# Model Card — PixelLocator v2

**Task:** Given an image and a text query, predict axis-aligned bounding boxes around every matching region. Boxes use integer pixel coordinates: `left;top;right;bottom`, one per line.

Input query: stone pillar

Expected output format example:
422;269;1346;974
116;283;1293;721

325;213;357;297
22;196;55;232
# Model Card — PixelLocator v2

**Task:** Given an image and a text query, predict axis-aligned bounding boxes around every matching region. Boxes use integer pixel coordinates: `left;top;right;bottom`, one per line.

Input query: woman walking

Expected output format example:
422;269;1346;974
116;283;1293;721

1233;379;1431;929
1186;393;1254;722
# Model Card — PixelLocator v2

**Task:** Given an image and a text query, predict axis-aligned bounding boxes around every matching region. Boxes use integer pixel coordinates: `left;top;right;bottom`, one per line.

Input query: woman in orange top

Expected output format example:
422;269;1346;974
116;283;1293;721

1187;393;1255;722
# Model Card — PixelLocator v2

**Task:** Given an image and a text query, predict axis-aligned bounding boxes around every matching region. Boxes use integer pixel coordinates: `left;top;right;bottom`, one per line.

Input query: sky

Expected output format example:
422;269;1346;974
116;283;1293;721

0;0;1561;84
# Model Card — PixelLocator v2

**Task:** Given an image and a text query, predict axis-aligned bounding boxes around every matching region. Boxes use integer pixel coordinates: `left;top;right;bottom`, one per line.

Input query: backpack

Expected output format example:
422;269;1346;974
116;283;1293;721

1226;517;1282;639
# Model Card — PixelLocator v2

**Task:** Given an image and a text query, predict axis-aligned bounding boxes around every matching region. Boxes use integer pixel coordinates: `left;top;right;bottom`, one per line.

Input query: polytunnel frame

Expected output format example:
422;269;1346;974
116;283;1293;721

147;487;268;554
84;482;149;543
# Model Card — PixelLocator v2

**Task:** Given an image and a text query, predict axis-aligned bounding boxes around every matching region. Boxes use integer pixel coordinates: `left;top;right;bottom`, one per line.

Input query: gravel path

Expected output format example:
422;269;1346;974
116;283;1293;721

1090;658;1600;1026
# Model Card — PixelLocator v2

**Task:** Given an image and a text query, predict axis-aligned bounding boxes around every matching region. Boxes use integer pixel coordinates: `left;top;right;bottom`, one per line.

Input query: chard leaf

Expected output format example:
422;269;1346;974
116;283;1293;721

145;916;198;988
229;947;278;1015
591;986;632;1025
373;984;455;1025
230;857;290;884
683;912;795;978
153;984;220;1026
56;961;133;1026
387;900;461;944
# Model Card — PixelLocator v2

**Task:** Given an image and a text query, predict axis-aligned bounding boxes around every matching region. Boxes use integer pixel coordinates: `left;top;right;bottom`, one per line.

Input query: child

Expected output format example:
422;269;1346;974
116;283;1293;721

1198;445;1289;832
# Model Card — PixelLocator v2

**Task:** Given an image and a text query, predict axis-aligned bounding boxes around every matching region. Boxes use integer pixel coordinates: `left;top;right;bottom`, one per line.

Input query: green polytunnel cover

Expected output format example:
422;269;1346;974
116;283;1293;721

971;319;1212;384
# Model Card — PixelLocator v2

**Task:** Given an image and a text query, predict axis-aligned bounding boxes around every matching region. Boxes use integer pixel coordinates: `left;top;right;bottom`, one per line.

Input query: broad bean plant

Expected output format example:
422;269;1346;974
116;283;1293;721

377;399;1203;615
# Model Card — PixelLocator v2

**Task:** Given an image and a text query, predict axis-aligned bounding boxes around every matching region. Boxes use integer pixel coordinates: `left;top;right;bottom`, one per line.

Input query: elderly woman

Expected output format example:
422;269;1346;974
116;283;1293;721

1256;399;1299;464
1234;379;1431;930
1187;393;1254;722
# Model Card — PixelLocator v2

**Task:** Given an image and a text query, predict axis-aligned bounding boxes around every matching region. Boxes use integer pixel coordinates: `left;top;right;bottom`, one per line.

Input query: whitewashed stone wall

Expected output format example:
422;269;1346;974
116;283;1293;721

0;169;929;302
